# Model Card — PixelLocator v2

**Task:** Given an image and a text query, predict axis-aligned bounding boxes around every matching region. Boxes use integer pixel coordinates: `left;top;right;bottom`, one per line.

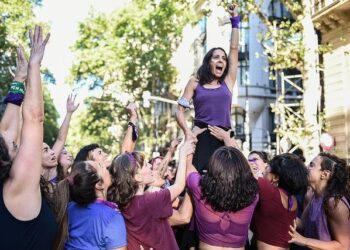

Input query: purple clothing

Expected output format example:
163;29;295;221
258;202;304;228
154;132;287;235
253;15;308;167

122;189;178;250
193;81;232;128
66;201;126;250
186;172;259;248
302;195;350;246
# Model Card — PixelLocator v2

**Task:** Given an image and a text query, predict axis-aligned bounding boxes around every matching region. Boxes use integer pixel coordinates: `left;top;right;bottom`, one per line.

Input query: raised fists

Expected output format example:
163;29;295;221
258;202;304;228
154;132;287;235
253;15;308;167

29;25;50;65
227;4;239;17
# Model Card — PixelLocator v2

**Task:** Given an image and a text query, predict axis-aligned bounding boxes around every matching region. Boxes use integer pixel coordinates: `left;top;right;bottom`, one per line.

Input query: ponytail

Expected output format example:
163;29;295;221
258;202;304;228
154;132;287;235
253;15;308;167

53;178;70;250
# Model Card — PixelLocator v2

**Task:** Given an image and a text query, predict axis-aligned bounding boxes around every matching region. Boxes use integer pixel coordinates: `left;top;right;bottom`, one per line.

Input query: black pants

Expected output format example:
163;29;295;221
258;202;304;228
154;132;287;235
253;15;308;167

192;122;227;173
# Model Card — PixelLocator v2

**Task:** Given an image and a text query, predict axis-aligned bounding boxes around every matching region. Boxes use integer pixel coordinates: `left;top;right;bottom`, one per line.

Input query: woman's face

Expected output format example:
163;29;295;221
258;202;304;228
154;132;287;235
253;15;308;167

89;147;108;163
137;160;154;185
42;143;57;168
59;148;73;169
209;49;227;79
263;165;279;185
151;157;162;171
307;156;323;187
91;161;112;190
248;153;268;174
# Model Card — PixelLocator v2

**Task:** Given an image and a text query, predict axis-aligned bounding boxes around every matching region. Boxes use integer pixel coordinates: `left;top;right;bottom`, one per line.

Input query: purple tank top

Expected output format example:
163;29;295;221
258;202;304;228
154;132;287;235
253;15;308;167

193;81;232;128
303;195;350;245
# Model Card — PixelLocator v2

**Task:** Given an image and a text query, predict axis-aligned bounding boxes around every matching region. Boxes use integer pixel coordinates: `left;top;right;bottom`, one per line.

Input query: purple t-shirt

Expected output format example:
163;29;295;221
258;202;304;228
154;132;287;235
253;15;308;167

122;188;178;250
66;201;126;250
187;172;258;248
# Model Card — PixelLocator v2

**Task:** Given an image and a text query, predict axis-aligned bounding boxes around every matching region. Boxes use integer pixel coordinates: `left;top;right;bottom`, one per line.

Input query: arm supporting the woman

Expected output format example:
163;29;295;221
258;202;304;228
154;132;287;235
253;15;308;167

175;78;197;140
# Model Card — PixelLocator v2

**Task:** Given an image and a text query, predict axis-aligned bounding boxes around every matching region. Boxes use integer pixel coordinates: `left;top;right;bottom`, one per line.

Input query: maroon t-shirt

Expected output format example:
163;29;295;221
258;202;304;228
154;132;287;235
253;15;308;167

250;177;297;248
122;188;179;250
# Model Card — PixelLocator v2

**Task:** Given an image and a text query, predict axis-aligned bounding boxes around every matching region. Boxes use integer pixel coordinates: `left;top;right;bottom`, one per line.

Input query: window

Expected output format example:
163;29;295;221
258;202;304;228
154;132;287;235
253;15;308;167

268;0;293;20
238;60;249;86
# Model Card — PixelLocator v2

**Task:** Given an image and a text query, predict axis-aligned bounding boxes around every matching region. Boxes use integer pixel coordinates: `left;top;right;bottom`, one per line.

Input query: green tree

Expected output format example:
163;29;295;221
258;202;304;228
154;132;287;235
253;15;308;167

43;85;59;146
0;0;38;95
68;0;197;155
1;1;59;146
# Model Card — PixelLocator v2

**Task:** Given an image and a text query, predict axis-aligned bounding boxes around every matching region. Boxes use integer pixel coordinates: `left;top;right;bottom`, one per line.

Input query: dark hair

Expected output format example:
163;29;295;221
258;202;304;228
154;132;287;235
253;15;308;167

269;153;308;196
54;161;101;249
196;47;229;85
200;146;259;212
318;153;350;210
249;150;270;163
74;144;100;164
292;148;305;162
56;164;66;182
108;151;144;210
0;135;12;183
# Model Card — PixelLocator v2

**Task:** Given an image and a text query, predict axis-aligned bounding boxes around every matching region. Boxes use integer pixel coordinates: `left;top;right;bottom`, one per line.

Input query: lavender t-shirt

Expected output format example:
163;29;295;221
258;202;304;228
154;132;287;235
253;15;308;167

187;172;258;248
65;202;126;250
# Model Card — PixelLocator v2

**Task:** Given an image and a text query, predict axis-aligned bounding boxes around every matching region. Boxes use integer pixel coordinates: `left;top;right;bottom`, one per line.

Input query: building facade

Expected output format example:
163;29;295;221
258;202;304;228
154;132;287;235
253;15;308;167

312;0;350;161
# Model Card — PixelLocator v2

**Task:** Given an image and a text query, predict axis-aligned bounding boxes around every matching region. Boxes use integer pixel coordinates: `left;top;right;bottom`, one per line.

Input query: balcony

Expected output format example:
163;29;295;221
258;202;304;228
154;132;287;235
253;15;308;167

312;0;350;33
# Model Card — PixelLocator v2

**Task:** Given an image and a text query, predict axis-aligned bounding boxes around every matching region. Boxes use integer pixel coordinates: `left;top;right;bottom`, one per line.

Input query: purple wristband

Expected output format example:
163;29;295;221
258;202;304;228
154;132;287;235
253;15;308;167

230;16;240;28
3;92;24;106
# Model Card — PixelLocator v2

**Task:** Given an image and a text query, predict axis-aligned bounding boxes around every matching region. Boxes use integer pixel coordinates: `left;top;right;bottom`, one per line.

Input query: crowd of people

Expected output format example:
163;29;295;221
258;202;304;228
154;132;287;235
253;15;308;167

0;3;349;250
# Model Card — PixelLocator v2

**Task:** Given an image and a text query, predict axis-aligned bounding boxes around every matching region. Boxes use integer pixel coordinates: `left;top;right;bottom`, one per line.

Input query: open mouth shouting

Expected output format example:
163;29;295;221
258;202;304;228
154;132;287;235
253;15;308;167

214;65;224;76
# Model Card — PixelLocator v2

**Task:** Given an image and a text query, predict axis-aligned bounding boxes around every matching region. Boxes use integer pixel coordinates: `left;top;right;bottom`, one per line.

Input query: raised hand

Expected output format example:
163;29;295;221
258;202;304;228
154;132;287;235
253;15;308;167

66;94;79;114
288;219;307;246
208;125;230;141
14;45;28;82
227;4;239;17
179;138;196;157
126;102;138;122
170;137;182;152
192;126;207;138
28;25;50;65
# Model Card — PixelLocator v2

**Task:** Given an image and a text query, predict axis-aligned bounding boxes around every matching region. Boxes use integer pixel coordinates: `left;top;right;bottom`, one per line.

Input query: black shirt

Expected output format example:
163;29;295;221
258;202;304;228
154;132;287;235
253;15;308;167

0;184;58;250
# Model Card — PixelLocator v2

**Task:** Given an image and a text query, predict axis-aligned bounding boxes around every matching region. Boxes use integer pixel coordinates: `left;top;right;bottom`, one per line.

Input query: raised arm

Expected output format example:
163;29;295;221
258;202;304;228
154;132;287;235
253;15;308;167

121;102;138;153
168;191;193;226
4;26;50;219
166;139;195;201
175;77;197;140
159;138;181;178
224;4;240;91
52;94;79;157
0;46;28;158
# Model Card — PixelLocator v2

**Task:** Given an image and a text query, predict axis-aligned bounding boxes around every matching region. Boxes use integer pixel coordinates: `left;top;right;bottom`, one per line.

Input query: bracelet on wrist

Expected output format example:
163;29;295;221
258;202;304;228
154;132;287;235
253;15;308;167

3;92;24;106
230;16;240;29
9;81;25;95
128;121;138;142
